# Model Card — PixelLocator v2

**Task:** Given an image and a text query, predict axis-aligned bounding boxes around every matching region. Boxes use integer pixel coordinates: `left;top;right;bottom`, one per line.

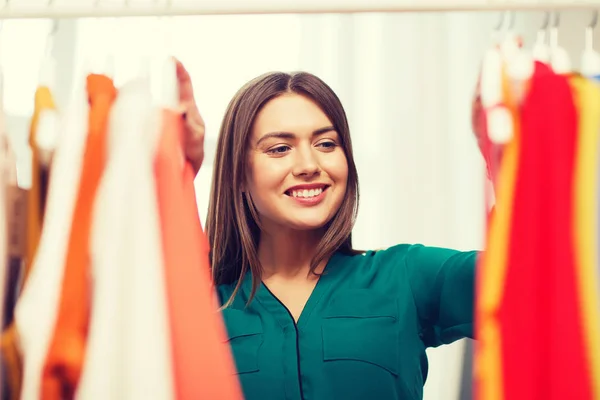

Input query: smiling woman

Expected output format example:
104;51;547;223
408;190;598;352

205;70;479;400
207;72;360;293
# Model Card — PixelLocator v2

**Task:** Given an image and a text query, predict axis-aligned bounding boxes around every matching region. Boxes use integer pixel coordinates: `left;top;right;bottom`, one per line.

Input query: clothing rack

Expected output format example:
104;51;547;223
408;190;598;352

0;0;600;19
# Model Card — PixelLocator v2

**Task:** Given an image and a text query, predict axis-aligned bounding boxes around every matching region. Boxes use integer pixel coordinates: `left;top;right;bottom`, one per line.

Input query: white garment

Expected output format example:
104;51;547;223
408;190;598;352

15;83;88;400
77;79;174;400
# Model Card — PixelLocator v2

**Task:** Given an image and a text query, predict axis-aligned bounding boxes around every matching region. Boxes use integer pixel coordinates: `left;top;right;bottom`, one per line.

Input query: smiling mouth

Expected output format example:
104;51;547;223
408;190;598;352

285;185;330;199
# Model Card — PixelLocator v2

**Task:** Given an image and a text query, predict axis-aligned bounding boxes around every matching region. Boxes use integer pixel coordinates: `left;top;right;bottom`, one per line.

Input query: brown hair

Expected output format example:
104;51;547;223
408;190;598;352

206;71;361;306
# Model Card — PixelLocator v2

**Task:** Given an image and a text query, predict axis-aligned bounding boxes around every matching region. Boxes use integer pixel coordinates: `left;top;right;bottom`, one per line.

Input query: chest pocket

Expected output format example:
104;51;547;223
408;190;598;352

321;290;399;376
222;308;263;374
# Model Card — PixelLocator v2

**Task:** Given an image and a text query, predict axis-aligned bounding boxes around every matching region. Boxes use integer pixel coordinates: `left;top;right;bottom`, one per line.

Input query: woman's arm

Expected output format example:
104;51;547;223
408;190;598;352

402;244;478;347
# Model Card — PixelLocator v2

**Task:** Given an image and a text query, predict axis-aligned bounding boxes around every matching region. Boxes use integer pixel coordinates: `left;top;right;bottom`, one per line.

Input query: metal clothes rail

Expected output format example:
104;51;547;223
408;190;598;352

0;0;599;19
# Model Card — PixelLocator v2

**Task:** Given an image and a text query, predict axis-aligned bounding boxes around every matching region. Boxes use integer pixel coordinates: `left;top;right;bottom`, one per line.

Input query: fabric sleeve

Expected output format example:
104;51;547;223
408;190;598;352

403;244;478;347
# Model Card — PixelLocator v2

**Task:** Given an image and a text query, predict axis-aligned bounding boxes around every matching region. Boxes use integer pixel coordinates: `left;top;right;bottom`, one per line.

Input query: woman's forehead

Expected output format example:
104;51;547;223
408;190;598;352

251;94;333;139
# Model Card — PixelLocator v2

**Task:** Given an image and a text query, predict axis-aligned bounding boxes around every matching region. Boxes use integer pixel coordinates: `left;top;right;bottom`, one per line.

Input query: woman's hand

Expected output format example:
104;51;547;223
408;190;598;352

471;79;504;190
175;58;205;175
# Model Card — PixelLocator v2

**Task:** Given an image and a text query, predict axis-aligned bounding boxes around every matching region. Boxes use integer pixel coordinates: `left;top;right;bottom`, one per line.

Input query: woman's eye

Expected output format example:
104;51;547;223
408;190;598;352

266;145;291;155
317;141;337;149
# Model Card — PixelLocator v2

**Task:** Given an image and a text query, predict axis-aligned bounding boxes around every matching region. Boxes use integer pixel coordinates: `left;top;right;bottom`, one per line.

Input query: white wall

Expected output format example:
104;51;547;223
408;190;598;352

2;8;597;400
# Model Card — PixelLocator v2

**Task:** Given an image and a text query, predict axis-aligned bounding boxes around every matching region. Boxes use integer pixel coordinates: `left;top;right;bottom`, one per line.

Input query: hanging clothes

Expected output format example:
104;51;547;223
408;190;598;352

42;74;117;400
508;66;587;399
0;102;12;398
0;106;17;325
475;62;600;400
153;108;242;400
1;85;57;400
1;132;23;334
14;82;89;400
77;78;174;400
568;75;600;398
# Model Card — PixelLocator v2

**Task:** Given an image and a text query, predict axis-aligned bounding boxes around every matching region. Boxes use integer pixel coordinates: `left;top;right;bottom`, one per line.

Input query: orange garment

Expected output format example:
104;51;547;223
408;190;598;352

154;109;242;400
475;62;520;400
26;86;56;281
41;74;116;400
0;86;57;400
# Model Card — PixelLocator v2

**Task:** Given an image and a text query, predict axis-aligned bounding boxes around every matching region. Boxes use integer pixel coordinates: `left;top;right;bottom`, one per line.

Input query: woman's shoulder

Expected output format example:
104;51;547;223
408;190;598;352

335;243;479;278
354;243;479;260
337;243;463;265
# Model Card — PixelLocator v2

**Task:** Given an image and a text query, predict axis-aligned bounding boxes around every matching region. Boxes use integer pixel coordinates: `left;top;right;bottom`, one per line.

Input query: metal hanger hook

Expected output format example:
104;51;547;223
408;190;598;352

549;11;561;47
507;10;516;30
589;9;598;30
585;10;598;51
494;10;516;33
494;11;506;32
49;19;58;35
540;11;550;30
551;11;561;29
46;0;58;35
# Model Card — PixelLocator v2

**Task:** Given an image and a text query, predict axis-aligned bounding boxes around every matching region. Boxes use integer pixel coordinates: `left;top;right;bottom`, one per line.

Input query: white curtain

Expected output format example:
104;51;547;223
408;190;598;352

2;8;598;400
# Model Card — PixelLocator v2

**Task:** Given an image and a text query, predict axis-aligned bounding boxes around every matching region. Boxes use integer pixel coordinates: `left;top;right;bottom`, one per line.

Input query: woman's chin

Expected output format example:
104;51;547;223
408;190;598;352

283;218;330;232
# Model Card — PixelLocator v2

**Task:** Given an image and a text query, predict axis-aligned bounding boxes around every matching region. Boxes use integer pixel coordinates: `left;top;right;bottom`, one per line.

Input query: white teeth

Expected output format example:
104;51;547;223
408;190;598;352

291;187;324;198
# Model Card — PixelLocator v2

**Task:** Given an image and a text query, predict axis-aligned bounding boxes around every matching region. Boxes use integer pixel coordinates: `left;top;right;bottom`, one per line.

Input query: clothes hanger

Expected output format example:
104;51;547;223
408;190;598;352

104;15;116;79
155;0;179;111
532;11;550;63
35;18;60;168
0;17;18;188
480;11;505;111
481;11;513;145
508;11;550;81
580;10;600;77
0;20;5;112
502;11;537;82
499;11;520;62
38;18;57;90
549;12;572;74
132;2;152;81
0;19;7;153
81;0;115;79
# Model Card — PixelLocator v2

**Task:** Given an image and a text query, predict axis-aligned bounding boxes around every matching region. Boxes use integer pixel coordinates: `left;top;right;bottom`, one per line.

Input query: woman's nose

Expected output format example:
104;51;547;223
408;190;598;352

292;148;320;177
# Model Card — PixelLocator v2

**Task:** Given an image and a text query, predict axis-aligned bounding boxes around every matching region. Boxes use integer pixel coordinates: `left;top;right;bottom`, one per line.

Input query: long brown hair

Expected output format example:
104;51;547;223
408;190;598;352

206;71;361;306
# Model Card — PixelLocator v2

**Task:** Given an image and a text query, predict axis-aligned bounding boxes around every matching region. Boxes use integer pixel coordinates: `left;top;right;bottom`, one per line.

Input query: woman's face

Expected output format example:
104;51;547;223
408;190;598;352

245;93;348;233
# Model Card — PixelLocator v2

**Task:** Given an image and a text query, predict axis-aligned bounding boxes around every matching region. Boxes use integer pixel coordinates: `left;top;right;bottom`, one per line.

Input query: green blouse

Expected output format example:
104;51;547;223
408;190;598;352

216;244;478;400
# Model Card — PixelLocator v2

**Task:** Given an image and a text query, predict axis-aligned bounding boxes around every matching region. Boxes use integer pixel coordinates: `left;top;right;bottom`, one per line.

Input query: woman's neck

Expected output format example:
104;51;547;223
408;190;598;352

258;228;324;280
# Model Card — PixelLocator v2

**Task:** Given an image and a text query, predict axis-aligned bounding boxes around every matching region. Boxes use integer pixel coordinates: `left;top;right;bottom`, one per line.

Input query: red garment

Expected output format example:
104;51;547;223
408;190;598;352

153;109;242;400
501;63;590;399
476;62;594;399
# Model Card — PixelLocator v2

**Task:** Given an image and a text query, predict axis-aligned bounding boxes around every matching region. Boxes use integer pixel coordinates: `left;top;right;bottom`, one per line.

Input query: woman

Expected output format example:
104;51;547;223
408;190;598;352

177;61;481;400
